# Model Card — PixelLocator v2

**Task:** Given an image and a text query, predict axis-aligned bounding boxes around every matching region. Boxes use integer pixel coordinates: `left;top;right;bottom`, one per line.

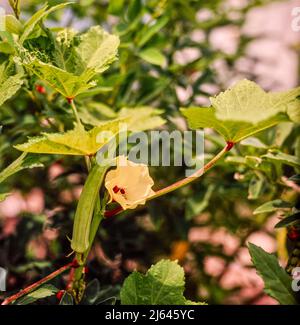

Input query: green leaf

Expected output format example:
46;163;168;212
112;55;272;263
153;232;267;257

120;259;204;305
211;79;300;124
15;284;58;305
0;63;23;107
127;0;142;22
287;99;300;123
22;58;94;98
76;26;120;74
262;150;300;168
59;292;74;305
240;137;267;149
0;41;15;54
20;3;72;44
248;174;264;200
0;193;10;202
5;15;23;35
138;48;166;66
79;102;117;125
275;213;300;228
253;199;292;215
137;16;169;48
181;107;288;143
185;184;215;220
119;106;166;132
248;243;296;305
15;108;164;156
19;25;119;98
108;0;125;15
0;153;43;184
274;122;294;147
14;119;128;156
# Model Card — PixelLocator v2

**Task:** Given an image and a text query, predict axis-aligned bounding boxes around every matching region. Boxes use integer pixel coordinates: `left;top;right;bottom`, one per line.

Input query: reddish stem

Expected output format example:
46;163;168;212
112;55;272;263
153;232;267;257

1;259;78;306
104;206;123;218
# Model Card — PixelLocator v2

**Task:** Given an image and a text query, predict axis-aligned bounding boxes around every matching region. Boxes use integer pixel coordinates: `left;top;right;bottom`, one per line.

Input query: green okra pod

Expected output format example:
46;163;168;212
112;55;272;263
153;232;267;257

71;163;108;254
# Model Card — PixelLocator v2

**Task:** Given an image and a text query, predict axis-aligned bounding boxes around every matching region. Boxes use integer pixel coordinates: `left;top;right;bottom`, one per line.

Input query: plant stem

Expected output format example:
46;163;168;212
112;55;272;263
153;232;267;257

69;99;92;172
70;100;82;127
149;143;230;200
1;261;77;305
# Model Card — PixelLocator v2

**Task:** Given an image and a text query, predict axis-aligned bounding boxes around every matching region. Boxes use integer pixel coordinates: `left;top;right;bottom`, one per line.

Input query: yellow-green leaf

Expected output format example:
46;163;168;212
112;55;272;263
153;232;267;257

138;48;166;66
20;3;72;44
119;106;166;131
14;119;128;156
211;79;300;124
181;107;288;143
0;63;23;107
76;26;120;73
23;58;95;98
287;99;300;123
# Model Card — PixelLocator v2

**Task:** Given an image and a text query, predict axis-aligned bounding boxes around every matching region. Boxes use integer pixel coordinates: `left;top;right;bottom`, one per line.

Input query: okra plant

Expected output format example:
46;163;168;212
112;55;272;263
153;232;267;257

0;1;299;305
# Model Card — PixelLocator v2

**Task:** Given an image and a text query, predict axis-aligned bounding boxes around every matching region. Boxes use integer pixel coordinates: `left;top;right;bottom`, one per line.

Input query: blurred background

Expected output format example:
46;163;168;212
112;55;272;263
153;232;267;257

0;0;299;304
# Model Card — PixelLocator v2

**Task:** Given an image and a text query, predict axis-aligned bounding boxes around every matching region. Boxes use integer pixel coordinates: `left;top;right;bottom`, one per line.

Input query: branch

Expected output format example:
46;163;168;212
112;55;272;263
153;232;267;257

1;260;78;305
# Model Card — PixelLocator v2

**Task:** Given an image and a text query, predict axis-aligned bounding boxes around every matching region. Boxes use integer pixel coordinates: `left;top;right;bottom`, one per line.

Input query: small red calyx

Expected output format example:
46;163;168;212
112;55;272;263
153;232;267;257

35;84;46;94
56;290;65;301
226;141;235;151
120;188;125;195
84;266;89;274
66;97;74;104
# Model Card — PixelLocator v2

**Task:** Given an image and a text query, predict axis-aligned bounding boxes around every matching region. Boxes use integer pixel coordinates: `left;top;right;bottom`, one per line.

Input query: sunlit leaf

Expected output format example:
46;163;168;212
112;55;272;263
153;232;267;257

22;58;95;98
119;106;166;131
18;25;119;98
5;15;23;35
181;107;288;143
211;79;300;124
14;119;128;156
76;26;120;74
287;99;300;123
120;259;204;305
